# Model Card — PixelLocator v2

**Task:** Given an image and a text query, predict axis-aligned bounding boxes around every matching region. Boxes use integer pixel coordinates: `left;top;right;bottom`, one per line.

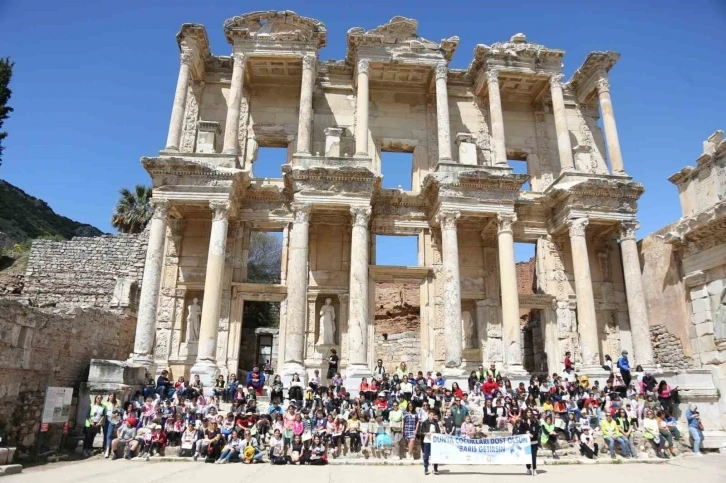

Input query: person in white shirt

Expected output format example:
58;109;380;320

579;427;599;459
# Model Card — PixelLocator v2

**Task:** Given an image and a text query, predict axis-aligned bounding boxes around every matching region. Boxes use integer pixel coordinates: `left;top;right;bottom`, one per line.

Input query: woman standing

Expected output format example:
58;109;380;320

515;408;540;475
84;395;106;457
102;393;120;457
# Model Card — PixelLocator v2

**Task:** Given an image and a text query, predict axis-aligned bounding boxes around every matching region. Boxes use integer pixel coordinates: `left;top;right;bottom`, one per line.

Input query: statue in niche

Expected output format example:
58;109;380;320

462;311;476;349
185;298;202;342
508;340;522;365
317;298;336;346
714;286;726;344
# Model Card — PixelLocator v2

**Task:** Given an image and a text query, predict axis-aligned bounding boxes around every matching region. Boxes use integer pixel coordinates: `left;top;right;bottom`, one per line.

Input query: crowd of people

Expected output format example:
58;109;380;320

84;350;705;474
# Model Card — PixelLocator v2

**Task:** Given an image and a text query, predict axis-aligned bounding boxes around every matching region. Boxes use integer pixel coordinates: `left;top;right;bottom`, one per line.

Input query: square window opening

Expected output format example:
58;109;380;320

247;231;283;284
253;146;287;179
381;151;413;191
514;242;536;294
375;234;418;266
508;159;531;191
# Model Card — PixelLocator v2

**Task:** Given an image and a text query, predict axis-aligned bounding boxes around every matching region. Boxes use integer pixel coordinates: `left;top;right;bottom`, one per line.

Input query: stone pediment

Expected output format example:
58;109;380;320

224;10;327;48
346;16;458;64
281;162;381;199
141;157;249;198
470;33;564;74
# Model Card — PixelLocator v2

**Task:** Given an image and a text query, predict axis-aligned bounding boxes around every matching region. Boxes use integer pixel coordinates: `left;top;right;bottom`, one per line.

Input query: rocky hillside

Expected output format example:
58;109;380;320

0;179;103;248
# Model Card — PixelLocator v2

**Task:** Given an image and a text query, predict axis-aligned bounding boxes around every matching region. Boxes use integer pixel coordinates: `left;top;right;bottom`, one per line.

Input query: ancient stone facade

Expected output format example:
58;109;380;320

0;298;136;448
23;233;148;311
641;130;726;433
110;10;661;396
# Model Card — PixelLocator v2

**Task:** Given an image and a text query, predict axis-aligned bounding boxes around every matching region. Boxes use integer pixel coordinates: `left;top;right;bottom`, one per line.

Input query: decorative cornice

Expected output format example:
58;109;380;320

150;199;170;220
619;220;639;241
436;210;460;229
291;202;312;223
497;213;517;234
567;217;589;238
351;205;372;227
210;201;230;221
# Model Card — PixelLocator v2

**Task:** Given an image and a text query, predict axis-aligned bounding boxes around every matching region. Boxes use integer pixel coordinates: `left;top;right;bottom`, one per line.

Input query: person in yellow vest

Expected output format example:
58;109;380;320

599;412;631;459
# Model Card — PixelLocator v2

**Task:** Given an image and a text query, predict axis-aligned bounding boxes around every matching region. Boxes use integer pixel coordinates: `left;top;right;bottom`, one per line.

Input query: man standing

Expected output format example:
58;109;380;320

617;351;632;389
420;410;443;475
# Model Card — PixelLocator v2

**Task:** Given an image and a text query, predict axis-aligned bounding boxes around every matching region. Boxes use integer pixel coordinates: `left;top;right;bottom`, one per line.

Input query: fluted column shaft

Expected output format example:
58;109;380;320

434;62;452;162
165;53;192;151
438;210;462;368
283;203;311;369
132;200;169;363
296;55;316;155
497;213;523;368
222;53;246;155
567;218;600;366
347;206;372;367
355;59;370;156
550;74;575;171
620;221;655;366
196;201;230;364
487;70;507;166
595;77;625;174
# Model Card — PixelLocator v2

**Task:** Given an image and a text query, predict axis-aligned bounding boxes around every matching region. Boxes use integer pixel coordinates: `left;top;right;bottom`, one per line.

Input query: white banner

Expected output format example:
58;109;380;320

430;434;532;465
42;387;73;423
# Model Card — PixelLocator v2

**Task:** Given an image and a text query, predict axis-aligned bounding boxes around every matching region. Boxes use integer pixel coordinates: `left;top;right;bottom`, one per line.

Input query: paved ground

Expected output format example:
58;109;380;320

4;454;725;483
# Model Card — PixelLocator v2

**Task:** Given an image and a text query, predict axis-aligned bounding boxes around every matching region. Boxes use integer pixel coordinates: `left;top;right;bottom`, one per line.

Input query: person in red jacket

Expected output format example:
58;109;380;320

150;424;167;457
482;376;498;398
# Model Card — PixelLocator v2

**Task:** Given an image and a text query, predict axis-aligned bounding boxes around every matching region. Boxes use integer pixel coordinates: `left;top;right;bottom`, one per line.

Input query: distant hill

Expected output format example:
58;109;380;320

0;179;103;246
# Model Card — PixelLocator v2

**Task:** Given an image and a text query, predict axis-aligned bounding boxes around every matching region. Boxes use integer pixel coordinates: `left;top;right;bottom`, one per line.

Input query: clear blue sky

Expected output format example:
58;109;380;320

1;1;725;266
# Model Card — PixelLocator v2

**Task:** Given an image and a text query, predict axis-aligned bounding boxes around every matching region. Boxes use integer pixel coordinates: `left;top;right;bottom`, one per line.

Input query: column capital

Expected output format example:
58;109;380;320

434;62;448;81
550;73;565;89
496;213;517;234
150;199;170;220
595;77;610;94
619;220;640;241
339;293;349;304
232;52;246;68
567;217;589;238
180;50;194;65
486;69;500;84
302;54;316;71
291;202;312;223
209;201;230;221
357;58;370;75
350;205;372;227
436;210;460;230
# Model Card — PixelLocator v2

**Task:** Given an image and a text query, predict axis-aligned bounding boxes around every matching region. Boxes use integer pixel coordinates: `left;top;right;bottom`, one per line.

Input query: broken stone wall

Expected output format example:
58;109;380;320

23;233;148;310
650;324;695;370
374;283;421;371
0;298;136;448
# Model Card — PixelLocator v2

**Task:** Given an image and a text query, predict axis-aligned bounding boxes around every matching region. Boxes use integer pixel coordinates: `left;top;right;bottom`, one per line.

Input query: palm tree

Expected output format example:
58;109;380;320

111;185;152;234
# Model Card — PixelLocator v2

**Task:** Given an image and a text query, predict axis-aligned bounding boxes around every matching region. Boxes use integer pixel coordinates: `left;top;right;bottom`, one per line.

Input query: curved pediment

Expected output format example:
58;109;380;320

223;10;327;48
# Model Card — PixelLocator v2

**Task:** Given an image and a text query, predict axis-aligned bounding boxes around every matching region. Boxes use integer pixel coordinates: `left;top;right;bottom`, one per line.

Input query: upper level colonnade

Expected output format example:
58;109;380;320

161;12;627;185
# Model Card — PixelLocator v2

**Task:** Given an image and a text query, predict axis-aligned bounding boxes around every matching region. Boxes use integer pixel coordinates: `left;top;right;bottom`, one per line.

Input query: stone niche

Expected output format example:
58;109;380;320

461;299;480;362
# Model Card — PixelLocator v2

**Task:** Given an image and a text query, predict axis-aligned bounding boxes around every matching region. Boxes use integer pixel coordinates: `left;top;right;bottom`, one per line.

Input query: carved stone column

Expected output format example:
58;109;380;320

131;200;169;365
191;201;230;386
567;218;600;366
347;206;371;366
222;53;246;155
549;73;575;171
497;213;523;370
282;203;311;378
437;210;463;369
355;59;370;156
595;76;625;174
434;62;453;162
296;54;316;155
165;52;192;151
486;70;507;166
619;221;655;366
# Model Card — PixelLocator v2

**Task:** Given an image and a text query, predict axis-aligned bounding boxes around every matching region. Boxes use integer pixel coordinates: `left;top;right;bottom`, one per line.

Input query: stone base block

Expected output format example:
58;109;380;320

0;464;22;476
189;360;220;396
0;448;15;465
88;359;147;386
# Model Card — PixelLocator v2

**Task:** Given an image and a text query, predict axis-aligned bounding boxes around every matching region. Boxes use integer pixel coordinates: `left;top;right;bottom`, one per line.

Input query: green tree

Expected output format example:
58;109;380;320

0;58;14;167
111;185;153;234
